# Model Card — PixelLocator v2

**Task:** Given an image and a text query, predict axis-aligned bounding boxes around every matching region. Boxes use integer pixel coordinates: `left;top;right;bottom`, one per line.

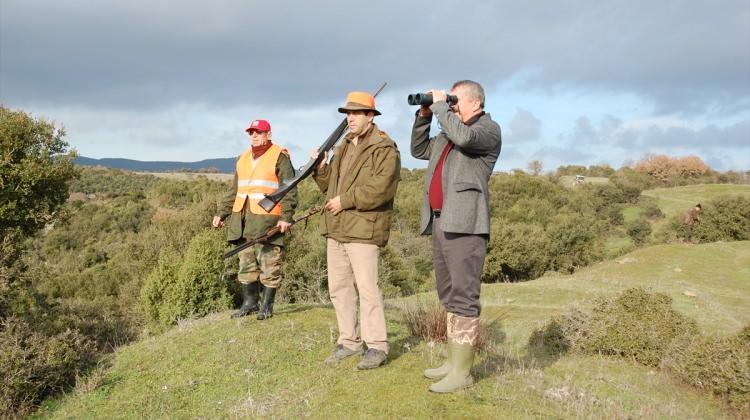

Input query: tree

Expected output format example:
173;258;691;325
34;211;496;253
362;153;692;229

527;159;543;176
0;106;78;319
0;106;78;266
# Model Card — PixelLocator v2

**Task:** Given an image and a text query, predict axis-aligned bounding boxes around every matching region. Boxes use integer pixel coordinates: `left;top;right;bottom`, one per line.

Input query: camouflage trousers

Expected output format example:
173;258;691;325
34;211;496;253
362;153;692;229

237;242;284;288
447;312;480;346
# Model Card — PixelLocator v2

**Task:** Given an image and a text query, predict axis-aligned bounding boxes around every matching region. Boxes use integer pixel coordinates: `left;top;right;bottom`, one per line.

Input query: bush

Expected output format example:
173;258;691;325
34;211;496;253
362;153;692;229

639;197;664;220
625;218;652;246
692;195;750;243
663;325;750;411
0;317;96;417
140;229;232;333
484;221;551;281
546;213;603;273
530;288;699;367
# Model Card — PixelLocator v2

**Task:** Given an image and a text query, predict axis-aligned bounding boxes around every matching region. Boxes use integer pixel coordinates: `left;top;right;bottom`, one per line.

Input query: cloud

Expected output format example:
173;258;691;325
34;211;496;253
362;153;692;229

2;1;748;115
507;108;541;143
616;119;750;150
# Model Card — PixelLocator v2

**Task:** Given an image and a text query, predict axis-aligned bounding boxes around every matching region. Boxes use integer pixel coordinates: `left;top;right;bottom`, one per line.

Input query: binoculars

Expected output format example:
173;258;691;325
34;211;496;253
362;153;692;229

407;93;458;106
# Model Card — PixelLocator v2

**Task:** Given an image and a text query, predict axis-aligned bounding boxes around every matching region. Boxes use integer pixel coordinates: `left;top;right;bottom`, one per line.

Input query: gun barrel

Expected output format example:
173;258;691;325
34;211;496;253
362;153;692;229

257;83;387;213
223;207;322;259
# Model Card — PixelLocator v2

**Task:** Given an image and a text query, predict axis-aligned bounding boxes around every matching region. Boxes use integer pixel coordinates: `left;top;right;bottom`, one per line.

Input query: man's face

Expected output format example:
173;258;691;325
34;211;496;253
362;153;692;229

249;130;270;147
346;110;374;136
450;86;482;123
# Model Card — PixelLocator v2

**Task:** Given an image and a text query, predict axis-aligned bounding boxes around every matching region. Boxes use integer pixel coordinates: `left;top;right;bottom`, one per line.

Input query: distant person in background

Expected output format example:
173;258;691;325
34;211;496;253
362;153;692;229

683;203;702;243
212;119;298;320
410;80;502;393
311;91;401;370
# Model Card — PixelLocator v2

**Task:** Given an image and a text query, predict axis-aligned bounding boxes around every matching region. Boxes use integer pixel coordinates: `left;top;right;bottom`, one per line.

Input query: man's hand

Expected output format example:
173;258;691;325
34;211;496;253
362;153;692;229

430;89;448;104
212;216;224;228
277;220;292;233
419;104;432;117
311;148;328;171
325;196;344;215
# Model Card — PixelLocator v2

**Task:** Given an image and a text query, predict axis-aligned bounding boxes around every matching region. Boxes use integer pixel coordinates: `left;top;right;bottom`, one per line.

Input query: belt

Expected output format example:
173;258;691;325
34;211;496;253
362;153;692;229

431;209;441;218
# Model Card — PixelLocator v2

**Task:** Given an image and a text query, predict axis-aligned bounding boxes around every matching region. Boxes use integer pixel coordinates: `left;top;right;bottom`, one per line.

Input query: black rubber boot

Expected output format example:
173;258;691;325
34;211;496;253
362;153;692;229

256;287;277;320
230;282;260;319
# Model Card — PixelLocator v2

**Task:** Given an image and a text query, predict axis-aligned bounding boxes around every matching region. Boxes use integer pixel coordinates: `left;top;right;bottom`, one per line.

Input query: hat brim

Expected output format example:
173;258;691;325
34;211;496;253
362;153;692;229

338;106;381;116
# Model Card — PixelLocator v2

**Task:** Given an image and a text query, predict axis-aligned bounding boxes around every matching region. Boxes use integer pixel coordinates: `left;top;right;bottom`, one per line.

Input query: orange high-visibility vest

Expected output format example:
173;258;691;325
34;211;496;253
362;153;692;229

231;144;283;215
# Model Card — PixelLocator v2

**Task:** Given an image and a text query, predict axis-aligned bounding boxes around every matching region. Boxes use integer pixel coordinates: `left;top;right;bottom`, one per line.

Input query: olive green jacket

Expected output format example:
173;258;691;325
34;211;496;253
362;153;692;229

313;124;400;247
216;149;298;246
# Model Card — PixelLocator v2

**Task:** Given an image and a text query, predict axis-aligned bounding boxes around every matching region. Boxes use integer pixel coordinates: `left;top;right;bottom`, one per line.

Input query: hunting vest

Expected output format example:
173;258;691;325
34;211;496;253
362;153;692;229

232;144;283;215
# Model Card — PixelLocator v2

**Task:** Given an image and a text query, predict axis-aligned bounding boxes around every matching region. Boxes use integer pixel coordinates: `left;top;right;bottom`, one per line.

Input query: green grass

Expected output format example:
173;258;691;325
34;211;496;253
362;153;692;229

635;183;750;243
621;206;644;224
38;241;749;419
643;184;750;218
559;175;610;188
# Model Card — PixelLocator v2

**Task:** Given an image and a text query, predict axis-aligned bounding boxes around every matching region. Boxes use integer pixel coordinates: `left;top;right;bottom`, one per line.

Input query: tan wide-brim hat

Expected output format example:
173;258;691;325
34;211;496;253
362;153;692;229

337;91;381;116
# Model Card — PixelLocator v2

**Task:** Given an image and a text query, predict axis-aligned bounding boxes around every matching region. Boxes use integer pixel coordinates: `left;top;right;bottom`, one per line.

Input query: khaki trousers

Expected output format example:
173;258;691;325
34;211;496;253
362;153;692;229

327;238;388;353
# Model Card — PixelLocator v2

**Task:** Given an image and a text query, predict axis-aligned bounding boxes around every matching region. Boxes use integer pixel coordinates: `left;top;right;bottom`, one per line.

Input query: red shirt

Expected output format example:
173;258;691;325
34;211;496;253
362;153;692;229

428;142;454;211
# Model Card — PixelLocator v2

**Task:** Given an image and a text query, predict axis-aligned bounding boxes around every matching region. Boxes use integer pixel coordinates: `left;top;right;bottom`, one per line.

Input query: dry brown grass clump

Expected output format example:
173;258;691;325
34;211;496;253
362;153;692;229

396;299;492;352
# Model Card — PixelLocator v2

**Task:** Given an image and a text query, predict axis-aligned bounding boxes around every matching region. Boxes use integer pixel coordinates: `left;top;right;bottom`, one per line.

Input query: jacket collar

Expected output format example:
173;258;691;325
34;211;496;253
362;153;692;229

335;123;384;193
464;111;485;126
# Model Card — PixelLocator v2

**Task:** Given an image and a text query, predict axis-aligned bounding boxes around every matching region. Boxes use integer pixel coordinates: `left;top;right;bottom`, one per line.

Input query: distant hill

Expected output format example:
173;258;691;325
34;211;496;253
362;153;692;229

75;156;235;173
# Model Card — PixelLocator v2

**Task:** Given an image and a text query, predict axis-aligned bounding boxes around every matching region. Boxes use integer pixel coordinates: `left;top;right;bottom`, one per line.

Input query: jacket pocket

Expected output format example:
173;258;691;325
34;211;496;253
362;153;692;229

454;182;481;192
341;211;375;240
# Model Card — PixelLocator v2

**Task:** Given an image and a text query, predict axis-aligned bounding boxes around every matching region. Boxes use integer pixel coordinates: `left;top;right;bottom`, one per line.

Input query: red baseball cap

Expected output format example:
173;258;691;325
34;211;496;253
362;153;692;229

245;119;271;133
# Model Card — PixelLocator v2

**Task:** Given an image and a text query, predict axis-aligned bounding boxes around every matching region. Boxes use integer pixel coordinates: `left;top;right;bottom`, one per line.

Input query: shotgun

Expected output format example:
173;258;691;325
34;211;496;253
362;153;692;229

258;82;388;212
223;206;322;259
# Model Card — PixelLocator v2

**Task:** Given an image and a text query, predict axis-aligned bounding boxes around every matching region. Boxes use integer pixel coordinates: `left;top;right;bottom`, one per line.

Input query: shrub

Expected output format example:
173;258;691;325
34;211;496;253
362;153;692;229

578;288;699;366
0;317;96;417
140;229;232;333
692;195;750;243
625;218;652;246
546;213;603;273
484;221;551;281
663;325;750;411
529;288;699;367
639;197;664;220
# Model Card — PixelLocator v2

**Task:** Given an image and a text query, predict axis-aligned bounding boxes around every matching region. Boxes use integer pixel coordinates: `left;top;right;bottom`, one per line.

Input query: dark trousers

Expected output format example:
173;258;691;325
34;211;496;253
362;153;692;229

431;217;487;318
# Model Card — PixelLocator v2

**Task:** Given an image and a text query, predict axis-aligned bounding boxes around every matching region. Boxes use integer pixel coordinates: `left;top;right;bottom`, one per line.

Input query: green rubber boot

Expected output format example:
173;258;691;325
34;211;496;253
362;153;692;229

428;341;475;393
423;345;452;379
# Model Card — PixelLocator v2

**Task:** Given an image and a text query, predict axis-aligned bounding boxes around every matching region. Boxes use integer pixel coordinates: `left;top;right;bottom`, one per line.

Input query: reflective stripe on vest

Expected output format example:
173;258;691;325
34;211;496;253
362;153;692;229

232;144;283;215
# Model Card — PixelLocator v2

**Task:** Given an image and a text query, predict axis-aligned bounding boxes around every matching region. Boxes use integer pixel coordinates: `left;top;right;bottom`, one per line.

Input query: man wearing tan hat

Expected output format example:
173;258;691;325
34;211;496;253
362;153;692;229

311;91;401;369
213;119;298;321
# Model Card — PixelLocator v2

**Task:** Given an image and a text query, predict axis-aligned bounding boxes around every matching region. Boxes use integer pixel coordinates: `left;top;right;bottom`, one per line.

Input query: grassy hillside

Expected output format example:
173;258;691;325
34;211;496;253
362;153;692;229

643;184;750;218
38;241;749;418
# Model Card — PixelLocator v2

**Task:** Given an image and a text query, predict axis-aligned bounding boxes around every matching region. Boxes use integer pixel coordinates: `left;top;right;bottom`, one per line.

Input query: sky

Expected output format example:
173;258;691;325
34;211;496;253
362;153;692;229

1;0;749;172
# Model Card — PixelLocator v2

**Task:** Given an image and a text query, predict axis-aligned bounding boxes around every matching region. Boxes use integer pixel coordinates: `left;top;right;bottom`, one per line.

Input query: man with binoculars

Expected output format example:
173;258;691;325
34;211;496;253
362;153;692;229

410;80;502;393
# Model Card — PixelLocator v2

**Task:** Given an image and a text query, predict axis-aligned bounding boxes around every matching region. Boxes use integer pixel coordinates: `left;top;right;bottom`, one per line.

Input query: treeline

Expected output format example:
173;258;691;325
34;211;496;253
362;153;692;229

555;155;749;188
